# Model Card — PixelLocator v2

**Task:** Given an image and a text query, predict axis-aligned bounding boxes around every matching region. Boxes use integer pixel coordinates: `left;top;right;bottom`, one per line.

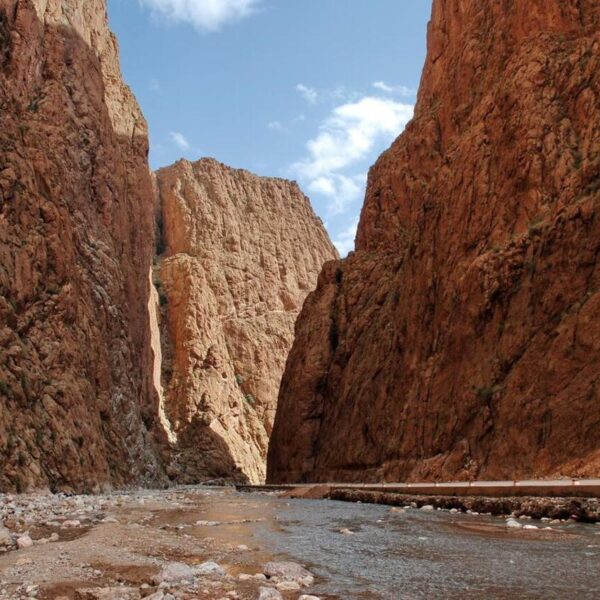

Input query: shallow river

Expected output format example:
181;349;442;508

197;488;600;600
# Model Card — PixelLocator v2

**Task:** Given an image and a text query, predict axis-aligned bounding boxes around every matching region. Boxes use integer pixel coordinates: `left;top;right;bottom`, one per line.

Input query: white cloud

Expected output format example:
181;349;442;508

296;84;318;104
292;96;413;214
333;219;359;257
308;174;364;216
267;120;284;132
169;131;191;150
139;0;261;32
372;81;416;97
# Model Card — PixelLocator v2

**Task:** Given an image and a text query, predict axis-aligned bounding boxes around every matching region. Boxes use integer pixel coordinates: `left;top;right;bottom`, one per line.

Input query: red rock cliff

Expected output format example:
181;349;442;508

0;0;165;492
155;159;337;484
268;0;600;483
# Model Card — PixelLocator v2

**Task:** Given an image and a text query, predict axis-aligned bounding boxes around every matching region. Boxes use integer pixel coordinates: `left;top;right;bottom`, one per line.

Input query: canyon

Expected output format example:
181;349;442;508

0;0;165;493
154;158;336;484
268;0;600;483
1;0;599;496
0;0;335;492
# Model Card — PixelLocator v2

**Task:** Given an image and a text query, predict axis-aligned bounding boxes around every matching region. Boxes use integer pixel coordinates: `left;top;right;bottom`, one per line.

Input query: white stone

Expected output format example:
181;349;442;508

258;588;283;600
506;519;523;529
299;596;321;600
0;526;13;547
194;561;225;577
61;520;81;528
420;505;435;511
17;535;33;549
523;524;539;530
153;562;195;584
263;562;313;586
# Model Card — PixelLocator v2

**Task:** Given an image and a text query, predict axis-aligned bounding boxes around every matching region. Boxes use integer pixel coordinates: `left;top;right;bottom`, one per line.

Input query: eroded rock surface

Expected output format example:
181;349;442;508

155;159;337;483
0;0;165;491
268;0;600;483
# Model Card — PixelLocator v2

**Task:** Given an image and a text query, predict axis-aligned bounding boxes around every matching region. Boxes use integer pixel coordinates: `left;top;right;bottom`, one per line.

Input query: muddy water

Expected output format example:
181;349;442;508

192;488;600;599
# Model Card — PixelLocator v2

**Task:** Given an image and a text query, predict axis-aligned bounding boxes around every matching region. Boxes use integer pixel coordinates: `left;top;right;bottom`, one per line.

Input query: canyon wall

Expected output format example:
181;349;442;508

0;0;165;492
155;158;337;484
268;0;600;483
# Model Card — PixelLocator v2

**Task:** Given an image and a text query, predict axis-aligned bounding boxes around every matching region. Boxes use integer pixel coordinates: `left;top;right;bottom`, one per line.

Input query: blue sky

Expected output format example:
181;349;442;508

107;0;431;254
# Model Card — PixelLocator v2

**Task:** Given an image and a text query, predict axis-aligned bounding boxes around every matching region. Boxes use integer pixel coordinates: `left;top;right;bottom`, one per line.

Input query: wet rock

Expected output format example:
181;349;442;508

263;562;314;586
74;589;141;600
506;519;523;529
257;588;283;600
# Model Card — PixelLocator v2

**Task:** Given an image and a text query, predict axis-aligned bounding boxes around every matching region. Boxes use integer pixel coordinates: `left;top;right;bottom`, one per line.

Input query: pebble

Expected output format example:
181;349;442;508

263;561;314;586
523;524;539;530
299;596;321;600
276;581;301;592
16;535;33;549
506;519;523;529
420;505;434;511
258;588;283;600
339;528;353;535
194;561;225;577
153;562;195;584
61;520;81;528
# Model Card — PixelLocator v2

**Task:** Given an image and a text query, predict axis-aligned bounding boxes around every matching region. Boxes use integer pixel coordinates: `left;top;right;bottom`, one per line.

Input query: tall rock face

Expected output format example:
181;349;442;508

268;0;600;483
0;0;165;492
155;158;337;484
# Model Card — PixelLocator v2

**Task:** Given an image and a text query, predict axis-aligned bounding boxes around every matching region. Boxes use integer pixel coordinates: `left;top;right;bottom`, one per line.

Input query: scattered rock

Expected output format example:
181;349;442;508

153;562;195;584
257;588;283;600
420;505;434;512
263;562;314;586
194;561;225;577
506;519;523;529
0;525;13;547
16;535;33;549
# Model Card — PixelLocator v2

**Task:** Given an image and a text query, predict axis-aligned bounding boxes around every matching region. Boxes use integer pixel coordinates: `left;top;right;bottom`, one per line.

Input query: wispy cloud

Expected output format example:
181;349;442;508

139;0;262;32
372;81;416;97
169;131;191;150
296;84;318;104
267;120;285;132
292;96;413;215
333;218;359;256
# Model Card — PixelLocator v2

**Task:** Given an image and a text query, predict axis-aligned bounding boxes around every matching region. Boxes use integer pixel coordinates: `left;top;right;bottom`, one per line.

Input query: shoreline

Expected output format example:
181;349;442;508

325;489;600;522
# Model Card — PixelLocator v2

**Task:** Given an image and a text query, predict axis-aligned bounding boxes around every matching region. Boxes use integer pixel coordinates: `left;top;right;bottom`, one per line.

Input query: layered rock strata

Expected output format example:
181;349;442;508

155;158;337;483
268;0;600;483
0;0;164;491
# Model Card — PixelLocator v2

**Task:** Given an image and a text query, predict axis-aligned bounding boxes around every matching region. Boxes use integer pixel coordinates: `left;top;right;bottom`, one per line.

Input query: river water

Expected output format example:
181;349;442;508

196;488;600;600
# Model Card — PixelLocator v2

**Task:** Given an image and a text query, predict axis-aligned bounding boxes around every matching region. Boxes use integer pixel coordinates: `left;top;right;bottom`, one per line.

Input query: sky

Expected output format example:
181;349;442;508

107;0;431;255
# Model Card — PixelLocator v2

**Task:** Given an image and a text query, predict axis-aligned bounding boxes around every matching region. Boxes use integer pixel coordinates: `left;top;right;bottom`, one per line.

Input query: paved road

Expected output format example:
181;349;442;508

238;479;600;498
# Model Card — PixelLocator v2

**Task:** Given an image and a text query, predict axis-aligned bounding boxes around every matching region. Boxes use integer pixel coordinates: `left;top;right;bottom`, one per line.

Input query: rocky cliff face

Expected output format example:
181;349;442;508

268;0;600;483
155;158;337;484
0;0;165;492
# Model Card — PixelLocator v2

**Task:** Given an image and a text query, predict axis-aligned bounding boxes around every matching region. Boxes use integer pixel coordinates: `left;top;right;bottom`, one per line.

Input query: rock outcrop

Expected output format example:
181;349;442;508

155;158;337;483
0;0;165;491
268;0;600;483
